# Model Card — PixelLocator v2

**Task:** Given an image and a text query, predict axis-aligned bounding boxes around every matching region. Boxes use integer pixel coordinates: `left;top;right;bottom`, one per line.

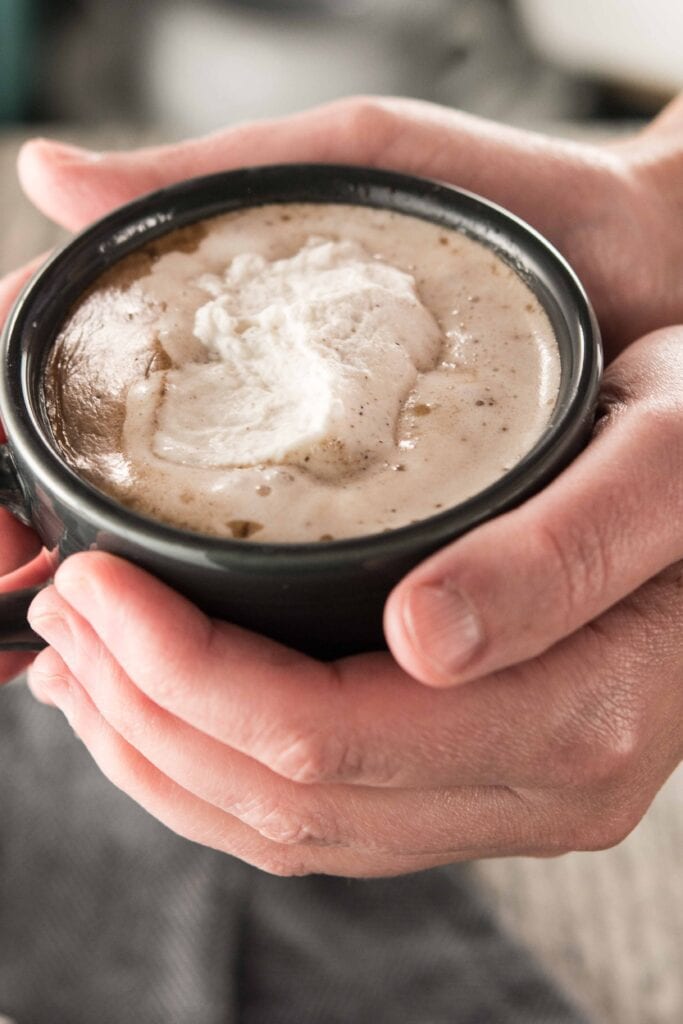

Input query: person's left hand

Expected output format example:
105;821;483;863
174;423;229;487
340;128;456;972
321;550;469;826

26;325;683;877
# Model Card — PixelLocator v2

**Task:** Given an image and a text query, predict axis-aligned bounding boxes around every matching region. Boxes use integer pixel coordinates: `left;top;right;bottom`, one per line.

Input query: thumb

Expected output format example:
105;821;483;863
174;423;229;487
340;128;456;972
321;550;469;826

385;327;683;687
16;99;394;232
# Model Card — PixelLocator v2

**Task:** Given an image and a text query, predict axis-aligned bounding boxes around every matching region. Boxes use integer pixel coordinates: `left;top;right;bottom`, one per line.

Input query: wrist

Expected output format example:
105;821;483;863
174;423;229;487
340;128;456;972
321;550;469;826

621;95;683;210
603;103;683;345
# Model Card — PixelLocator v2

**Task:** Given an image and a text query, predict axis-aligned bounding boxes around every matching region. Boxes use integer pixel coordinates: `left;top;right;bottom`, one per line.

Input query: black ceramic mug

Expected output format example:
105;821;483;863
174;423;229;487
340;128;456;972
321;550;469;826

0;164;602;659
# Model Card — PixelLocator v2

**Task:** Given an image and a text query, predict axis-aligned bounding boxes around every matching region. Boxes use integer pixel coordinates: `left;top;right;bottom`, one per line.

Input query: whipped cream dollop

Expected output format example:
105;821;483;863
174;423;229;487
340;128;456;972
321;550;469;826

124;237;443;478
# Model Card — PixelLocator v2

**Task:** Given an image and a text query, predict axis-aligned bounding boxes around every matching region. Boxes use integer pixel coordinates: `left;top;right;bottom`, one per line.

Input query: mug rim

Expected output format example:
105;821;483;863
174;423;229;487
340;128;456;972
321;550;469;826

0;163;602;570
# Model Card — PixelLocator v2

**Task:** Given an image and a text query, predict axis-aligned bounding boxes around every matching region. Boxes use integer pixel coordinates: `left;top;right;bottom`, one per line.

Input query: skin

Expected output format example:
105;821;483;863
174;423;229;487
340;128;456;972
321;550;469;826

0;95;681;877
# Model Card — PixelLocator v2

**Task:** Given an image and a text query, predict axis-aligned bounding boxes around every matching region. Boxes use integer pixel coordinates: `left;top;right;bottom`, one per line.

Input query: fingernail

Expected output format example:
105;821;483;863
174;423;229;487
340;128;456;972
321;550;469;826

403;582;484;681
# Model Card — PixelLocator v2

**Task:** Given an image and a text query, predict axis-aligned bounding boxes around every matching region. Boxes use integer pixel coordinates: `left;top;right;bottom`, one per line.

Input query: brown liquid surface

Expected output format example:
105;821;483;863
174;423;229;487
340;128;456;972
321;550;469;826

45;203;560;542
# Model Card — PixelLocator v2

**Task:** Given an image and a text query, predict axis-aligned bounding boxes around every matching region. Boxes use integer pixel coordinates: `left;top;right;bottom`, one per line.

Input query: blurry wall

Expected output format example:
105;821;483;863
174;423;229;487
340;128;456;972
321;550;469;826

518;0;683;96
0;0;37;121
1;0;680;133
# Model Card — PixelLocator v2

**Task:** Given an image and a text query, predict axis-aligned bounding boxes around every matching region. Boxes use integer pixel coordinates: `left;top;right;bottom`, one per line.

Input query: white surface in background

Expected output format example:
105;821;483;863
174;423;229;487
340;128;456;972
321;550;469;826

142;1;453;133
517;0;683;90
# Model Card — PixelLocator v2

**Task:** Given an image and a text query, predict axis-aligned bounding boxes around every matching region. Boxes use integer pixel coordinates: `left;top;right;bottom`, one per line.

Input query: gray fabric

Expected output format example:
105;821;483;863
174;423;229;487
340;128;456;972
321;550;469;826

0;678;590;1024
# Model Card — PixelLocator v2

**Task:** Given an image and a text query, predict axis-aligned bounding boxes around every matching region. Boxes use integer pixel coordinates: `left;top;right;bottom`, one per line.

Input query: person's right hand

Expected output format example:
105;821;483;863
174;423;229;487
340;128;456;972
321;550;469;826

0;263;53;684
15;92;683;357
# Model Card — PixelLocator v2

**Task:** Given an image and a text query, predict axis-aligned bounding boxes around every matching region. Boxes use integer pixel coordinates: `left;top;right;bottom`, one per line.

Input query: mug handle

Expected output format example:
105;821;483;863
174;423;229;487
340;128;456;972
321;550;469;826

0;587;46;651
0;445;47;651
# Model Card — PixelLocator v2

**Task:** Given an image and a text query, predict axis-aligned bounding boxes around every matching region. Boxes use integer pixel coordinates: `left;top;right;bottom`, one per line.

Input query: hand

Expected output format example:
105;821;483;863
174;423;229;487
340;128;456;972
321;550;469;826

0;262;54;684
26;326;683;877
16;93;683;356
9;95;683;874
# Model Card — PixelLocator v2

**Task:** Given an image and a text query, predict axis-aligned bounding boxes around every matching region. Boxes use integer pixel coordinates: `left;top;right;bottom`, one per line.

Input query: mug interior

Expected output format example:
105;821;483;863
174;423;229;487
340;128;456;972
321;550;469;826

1;164;602;568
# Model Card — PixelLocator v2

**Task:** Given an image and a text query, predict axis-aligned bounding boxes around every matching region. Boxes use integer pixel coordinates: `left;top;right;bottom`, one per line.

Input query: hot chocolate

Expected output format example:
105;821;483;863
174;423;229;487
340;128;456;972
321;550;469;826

45;202;560;542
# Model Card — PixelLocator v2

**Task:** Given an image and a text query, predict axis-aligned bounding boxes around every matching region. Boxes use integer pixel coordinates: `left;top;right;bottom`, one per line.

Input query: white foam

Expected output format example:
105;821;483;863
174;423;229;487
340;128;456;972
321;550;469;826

124;238;443;478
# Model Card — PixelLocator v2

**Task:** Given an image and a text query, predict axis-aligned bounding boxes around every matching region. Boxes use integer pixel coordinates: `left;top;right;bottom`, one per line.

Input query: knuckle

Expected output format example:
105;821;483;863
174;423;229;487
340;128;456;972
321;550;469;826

547;685;646;790
336;96;400;157
258;807;336;847
584;686;647;785
235;794;339;847
268;726;366;785
268;731;333;784
594;718;644;784
533;516;611;627
171;815;314;876
557;723;641;790
572;791;643;852
542;783;643;855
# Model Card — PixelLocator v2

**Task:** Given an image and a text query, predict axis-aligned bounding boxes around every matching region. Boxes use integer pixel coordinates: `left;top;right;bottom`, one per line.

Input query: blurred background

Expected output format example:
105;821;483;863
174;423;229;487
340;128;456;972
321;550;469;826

1;0;682;135
0;4;682;1022
3;0;683;272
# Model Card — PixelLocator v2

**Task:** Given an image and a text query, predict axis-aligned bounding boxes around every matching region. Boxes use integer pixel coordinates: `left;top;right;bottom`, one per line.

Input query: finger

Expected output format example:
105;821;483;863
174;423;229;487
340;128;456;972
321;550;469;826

386;327;683;687
17;97;609;238
28;584;549;860
28;645;532;875
32;580;662;864
27;645;305;873
17;102;396;231
20;104;667;354
29;639;658;869
42;549;681;798
30;585;345;846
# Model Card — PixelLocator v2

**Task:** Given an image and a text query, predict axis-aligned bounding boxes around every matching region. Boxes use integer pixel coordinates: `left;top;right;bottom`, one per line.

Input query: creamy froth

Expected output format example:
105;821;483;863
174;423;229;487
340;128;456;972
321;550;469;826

126;237;442;478
45;203;561;542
